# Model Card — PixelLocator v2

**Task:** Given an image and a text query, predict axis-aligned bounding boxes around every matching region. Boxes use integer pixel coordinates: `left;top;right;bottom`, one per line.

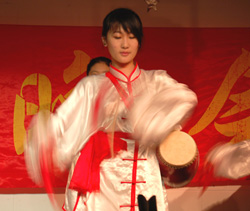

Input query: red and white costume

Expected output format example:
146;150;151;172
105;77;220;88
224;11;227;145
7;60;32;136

25;64;197;211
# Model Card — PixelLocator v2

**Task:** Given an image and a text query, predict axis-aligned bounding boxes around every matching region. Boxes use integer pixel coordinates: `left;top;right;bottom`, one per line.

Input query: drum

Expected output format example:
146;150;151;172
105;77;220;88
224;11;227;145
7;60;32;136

156;131;199;188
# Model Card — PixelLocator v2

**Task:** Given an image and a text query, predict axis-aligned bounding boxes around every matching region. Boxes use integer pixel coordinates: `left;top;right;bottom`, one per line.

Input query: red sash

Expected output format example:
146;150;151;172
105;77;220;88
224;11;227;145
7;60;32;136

69;131;129;194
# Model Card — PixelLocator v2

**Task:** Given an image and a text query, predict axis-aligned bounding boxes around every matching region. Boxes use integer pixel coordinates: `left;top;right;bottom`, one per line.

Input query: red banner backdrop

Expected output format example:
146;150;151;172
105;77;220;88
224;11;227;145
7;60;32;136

0;25;250;191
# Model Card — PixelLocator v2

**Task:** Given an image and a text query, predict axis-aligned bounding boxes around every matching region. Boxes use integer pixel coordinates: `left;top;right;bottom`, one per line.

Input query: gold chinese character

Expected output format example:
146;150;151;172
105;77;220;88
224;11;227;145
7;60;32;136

189;49;250;143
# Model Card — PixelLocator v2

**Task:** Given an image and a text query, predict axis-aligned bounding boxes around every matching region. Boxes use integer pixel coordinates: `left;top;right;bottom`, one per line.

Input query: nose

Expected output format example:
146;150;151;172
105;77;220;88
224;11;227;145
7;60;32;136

121;36;129;49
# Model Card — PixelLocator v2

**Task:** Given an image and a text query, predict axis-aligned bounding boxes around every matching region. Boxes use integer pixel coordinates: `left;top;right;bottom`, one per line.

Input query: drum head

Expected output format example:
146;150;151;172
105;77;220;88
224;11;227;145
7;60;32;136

159;131;197;167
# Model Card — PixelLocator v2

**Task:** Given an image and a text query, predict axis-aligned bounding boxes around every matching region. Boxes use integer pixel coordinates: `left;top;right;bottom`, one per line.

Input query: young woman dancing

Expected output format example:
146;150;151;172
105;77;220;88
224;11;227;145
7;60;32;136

25;8;197;211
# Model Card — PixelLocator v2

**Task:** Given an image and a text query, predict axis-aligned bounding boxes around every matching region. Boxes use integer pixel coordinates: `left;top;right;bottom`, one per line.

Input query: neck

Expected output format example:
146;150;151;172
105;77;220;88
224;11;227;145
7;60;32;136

111;61;136;77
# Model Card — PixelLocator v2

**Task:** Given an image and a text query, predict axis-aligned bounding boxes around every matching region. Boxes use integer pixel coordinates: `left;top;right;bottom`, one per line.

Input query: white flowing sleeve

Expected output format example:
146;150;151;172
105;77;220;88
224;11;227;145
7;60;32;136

24;77;101;185
129;70;197;147
206;140;250;179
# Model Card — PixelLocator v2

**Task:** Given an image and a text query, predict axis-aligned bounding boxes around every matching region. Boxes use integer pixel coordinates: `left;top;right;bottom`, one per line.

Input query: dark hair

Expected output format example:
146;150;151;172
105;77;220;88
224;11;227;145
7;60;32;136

87;56;111;75
102;8;143;48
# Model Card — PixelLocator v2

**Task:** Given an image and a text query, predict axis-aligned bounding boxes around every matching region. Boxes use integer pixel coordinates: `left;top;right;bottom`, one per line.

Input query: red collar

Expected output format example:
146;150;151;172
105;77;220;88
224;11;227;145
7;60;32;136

109;63;141;83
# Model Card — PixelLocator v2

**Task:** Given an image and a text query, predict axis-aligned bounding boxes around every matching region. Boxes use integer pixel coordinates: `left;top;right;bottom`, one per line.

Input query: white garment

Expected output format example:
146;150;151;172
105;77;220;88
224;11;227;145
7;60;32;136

206;140;250;180
25;64;197;211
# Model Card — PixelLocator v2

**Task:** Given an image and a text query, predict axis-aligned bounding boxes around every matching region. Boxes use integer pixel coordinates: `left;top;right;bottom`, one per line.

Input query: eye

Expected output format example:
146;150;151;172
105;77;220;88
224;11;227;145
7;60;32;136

112;32;122;39
129;35;136;39
90;71;97;75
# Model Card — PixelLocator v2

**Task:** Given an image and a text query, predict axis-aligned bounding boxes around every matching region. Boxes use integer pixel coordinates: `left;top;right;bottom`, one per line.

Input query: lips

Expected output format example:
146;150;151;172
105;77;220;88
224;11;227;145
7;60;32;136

120;52;130;56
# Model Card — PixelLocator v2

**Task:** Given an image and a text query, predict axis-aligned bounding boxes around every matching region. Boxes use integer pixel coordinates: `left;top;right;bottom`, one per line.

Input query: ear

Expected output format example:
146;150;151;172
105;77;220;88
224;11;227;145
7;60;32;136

102;37;107;47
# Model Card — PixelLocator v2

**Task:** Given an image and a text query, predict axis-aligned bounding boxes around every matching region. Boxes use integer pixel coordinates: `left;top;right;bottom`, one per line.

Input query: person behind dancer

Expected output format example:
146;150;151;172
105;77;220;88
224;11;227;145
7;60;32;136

87;56;111;76
25;8;197;211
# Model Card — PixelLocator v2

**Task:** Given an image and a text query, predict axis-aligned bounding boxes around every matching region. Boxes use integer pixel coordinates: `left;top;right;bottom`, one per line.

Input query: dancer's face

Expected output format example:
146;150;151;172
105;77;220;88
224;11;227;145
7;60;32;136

103;26;139;69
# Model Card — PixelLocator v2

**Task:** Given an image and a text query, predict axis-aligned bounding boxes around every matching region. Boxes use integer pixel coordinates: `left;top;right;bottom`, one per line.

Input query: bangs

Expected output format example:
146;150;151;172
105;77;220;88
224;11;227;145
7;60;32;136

109;22;132;34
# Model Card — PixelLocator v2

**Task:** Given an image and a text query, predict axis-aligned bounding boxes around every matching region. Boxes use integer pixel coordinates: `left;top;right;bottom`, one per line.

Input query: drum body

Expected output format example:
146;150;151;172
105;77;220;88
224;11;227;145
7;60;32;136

156;131;199;188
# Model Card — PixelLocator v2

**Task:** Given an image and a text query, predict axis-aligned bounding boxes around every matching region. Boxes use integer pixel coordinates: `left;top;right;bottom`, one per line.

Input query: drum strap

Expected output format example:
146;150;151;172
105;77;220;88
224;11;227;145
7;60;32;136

69;72;133;194
106;71;133;109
